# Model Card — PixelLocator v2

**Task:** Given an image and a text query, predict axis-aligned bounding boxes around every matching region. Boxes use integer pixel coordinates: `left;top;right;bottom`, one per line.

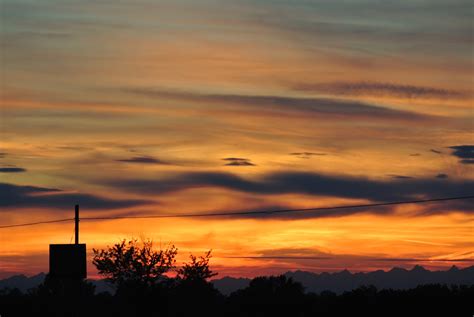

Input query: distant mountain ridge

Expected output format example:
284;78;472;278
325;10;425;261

0;273;46;293
1;265;473;295
0;273;114;294
212;265;474;295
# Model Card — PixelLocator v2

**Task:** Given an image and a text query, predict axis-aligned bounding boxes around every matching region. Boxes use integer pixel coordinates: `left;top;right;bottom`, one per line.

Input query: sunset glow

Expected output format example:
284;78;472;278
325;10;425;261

0;0;473;279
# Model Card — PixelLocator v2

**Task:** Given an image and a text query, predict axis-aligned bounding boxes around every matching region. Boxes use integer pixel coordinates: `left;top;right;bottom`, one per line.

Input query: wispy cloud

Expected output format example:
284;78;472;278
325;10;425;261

117;156;169;165
123;88;436;122
226;247;473;263
293;81;467;100
387;174;413;179
104;171;474;213
222;157;256;166
290;152;326;159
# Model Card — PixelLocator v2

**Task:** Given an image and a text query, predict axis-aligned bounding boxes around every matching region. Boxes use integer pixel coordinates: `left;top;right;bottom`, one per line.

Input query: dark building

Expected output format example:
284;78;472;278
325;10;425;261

49;244;87;279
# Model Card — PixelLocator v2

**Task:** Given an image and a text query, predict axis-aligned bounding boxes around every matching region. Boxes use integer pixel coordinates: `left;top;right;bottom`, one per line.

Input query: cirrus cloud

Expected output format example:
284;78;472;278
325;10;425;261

293;81;467;100
123;87;437;122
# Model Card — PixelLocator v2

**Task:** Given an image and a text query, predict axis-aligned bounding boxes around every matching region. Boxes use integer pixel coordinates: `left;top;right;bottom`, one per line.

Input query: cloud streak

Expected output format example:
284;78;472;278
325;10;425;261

105;171;474;206
124;88;435;122
290;152;326;159
229;247;472;263
294;81;467;100
117;156;169;165
222;158;256;166
0;167;26;173
449;145;474;164
0;183;151;210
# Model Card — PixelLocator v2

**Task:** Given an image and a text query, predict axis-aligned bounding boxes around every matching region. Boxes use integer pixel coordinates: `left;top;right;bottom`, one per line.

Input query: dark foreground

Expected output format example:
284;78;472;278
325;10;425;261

1;275;472;317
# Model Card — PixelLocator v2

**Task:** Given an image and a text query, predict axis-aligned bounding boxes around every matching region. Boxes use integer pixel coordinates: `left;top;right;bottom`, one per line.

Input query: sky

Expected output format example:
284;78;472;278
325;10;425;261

0;0;473;279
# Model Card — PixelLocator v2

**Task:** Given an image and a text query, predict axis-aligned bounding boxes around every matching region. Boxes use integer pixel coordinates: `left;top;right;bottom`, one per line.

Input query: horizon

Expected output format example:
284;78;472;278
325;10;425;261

1;0;473;280
3;263;472;282
2;264;474;281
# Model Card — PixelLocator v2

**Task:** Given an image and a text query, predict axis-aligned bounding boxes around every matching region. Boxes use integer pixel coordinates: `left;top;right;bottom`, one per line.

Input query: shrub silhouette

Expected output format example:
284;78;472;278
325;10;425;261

227;275;305;316
172;250;222;316
177;250;218;282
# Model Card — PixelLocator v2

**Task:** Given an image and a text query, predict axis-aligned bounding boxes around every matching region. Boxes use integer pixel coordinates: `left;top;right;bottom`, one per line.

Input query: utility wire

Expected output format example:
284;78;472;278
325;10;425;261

0;218;73;229
0;195;473;229
81;195;474;220
0;195;474;229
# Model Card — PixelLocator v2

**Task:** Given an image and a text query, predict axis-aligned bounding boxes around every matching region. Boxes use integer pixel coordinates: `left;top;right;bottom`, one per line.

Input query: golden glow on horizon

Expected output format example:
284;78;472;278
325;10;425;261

1;211;472;278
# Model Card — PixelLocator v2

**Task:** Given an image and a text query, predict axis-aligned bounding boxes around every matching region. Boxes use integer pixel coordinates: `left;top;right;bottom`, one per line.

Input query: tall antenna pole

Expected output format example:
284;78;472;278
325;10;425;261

75;205;79;244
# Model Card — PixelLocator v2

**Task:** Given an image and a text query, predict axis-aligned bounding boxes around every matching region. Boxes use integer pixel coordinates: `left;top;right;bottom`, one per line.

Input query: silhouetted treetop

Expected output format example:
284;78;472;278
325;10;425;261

92;239;177;287
177;250;217;282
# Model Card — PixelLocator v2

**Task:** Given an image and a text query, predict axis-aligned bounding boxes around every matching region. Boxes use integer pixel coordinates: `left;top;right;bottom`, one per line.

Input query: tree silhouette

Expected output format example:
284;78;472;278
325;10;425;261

227;275;305;316
174;250;222;316
92;239;177;288
177;250;218;282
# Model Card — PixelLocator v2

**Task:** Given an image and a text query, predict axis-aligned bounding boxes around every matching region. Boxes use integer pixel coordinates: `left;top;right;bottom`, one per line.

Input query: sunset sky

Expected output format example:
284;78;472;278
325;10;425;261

0;0;473;279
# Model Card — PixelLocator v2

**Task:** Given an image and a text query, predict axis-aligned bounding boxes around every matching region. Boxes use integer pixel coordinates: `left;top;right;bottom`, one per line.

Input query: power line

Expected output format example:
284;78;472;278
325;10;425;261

0;218;73;229
80;195;474;220
0;195;473;229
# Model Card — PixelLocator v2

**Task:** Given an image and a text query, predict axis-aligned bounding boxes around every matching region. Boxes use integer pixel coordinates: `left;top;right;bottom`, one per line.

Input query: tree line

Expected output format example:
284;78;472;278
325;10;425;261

1;239;472;317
